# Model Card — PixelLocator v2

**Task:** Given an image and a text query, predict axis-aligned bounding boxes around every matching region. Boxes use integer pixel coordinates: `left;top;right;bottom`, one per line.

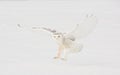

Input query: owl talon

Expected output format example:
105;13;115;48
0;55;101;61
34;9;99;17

54;57;60;59
61;58;67;61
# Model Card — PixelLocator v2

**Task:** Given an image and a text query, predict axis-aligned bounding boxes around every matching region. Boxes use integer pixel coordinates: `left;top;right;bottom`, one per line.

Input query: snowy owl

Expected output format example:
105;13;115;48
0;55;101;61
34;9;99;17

18;14;97;60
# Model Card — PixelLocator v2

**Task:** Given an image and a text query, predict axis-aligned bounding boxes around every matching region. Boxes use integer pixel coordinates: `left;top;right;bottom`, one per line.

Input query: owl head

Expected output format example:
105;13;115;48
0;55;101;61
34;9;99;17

52;33;65;45
53;33;63;40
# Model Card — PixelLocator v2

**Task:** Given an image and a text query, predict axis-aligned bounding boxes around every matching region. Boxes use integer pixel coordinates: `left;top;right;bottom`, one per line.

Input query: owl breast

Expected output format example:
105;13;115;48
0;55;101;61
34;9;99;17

63;38;74;48
53;37;63;45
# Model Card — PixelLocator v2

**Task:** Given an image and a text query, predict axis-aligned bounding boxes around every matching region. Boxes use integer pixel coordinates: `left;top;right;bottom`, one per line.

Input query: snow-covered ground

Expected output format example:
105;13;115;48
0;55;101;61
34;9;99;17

0;1;120;75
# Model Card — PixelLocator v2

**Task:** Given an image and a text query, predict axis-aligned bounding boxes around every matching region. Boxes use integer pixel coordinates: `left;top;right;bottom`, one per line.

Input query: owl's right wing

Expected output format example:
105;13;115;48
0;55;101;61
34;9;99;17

66;14;97;40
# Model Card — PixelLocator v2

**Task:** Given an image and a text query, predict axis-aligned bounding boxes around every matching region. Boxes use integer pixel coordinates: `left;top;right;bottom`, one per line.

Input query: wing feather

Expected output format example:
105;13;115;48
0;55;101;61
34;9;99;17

67;14;97;40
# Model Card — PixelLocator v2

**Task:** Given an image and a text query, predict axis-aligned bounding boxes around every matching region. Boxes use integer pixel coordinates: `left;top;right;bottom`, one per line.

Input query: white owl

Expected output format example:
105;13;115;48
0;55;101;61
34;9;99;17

18;14;97;60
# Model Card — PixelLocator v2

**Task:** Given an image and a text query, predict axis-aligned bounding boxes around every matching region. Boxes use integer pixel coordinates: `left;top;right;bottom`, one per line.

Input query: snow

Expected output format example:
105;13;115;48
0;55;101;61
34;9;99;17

0;1;120;75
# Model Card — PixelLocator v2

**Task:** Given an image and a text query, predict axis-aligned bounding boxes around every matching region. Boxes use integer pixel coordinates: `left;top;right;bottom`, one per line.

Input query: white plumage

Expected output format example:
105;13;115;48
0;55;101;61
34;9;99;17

18;14;97;60
40;14;97;60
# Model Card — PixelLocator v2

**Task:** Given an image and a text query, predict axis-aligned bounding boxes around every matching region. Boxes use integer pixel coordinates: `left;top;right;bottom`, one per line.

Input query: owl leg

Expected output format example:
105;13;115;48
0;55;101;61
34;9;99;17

61;49;70;61
54;45;64;59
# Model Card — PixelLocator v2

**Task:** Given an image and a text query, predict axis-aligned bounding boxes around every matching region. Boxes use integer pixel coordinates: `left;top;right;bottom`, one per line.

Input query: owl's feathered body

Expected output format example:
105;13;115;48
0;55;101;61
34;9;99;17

17;14;97;60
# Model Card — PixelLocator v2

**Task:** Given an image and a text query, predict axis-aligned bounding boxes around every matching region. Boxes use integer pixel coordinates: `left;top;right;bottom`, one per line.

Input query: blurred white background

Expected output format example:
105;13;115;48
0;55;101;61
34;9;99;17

0;0;120;75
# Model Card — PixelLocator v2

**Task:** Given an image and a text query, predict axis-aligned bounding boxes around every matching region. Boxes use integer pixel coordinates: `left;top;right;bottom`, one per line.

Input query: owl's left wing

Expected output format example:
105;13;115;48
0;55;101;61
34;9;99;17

65;14;97;41
17;24;62;34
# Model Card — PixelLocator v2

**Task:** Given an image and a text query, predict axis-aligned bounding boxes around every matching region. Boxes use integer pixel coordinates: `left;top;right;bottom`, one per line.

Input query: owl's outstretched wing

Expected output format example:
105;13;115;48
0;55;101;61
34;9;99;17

66;14;97;40
17;24;62;34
